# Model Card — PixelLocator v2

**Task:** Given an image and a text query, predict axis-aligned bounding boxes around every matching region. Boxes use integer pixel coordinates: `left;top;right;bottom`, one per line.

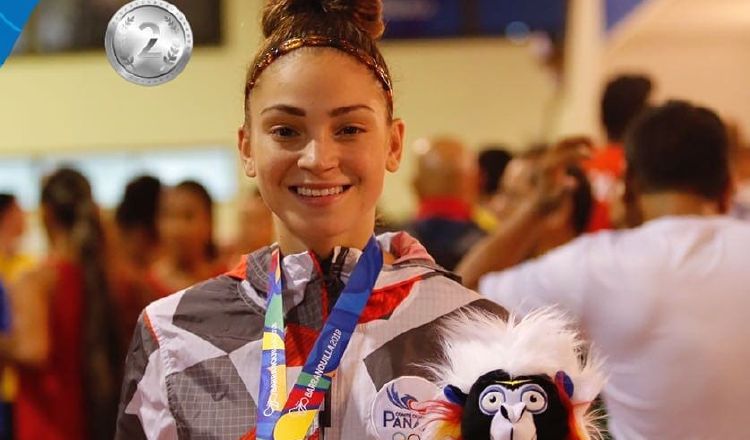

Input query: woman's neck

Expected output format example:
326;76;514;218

48;233;78;261
274;219;374;259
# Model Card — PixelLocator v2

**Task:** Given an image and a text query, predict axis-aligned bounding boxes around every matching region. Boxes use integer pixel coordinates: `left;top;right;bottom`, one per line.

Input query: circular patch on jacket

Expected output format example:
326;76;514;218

371;376;441;440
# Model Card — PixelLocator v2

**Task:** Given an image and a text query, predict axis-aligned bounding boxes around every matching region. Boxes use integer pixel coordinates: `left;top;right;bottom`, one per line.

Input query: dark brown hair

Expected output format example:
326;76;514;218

244;0;392;118
601;74;653;141
41;168;121;438
115;175;162;243
625;100;730;201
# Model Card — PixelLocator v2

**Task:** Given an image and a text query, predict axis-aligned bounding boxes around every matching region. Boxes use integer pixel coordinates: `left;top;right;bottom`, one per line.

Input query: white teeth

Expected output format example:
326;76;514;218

296;186;345;197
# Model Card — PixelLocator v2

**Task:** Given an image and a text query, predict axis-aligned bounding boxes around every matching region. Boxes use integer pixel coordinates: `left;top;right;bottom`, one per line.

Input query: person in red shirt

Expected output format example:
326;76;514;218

0;168;121;440
585;74;653;230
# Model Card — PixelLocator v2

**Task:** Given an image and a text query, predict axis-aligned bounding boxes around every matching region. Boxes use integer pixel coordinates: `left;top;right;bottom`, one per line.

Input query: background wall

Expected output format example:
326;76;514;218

9;0;748;245
0;0;557;225
604;0;750;134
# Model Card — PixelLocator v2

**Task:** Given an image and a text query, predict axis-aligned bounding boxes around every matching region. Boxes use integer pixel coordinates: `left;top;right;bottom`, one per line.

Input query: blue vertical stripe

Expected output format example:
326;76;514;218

606;0;646;32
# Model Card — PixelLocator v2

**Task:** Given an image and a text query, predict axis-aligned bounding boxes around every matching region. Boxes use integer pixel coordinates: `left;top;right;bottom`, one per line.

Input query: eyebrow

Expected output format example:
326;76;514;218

261;105;306;116
329;105;375;117
260;104;375;117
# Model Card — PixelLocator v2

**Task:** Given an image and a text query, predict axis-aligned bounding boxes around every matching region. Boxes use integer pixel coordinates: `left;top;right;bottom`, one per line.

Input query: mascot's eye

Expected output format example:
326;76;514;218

478;385;506;416
520;385;548;414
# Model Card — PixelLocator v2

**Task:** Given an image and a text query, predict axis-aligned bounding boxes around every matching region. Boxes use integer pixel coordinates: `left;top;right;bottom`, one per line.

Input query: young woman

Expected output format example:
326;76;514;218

5;168;120;440
116;1;504;438
147;180;226;297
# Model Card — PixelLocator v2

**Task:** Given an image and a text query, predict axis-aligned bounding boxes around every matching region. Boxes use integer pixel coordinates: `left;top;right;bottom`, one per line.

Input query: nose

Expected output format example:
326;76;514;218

297;137;339;173
491;403;536;440
499;402;527;424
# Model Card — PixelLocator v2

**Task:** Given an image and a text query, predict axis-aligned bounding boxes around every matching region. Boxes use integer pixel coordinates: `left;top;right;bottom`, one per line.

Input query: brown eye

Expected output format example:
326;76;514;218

337;125;365;136
270;126;299;138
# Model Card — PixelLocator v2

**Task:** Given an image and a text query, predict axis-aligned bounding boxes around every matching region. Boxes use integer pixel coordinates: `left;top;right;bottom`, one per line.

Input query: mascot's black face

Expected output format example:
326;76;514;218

445;369;572;440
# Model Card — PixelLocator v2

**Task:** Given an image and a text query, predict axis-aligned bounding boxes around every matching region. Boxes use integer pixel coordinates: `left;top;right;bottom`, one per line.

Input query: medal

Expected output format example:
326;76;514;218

255;237;384;439
104;0;192;86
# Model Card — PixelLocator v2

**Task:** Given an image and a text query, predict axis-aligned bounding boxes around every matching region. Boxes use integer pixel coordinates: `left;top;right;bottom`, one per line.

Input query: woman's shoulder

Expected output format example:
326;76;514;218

369;259;507;332
141;270;265;349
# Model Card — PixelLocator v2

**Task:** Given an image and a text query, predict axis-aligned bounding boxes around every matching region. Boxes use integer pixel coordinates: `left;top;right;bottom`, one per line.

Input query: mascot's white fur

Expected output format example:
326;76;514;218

421;308;606;440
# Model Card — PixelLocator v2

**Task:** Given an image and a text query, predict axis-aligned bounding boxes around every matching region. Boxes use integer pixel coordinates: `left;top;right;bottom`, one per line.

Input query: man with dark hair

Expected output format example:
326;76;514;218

602;75;654;142
625;100;729;205
462;100;750;439
586;74;653;230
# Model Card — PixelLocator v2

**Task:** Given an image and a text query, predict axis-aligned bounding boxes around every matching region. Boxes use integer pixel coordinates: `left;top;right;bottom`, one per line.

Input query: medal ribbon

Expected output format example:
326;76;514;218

255;236;383;440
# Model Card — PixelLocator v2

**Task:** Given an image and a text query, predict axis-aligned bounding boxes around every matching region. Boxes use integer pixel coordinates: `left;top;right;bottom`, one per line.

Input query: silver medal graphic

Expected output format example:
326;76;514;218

105;0;193;86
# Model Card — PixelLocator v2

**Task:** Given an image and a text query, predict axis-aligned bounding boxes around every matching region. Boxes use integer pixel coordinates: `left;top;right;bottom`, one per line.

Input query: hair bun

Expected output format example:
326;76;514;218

323;0;385;39
263;0;385;40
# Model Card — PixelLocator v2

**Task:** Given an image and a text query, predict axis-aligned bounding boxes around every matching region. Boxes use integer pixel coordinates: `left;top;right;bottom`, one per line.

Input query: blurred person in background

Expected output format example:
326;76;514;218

111;175;162;352
467;101;750;439
586;74;653;230
221;188;273;266
404;136;484;271
474;146;513;231
0;168;120;440
458;141;593;281
731;146;750;220
0;195;32;440
148;180;226;297
0;279;10;440
0;195;33;284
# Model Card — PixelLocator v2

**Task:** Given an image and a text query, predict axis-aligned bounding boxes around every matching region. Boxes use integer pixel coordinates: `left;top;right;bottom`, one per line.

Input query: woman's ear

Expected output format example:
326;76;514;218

237;125;256;178
386;119;405;173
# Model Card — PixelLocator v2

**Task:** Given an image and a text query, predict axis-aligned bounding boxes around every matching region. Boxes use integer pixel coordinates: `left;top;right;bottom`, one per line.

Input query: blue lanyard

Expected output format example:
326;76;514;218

255;237;383;439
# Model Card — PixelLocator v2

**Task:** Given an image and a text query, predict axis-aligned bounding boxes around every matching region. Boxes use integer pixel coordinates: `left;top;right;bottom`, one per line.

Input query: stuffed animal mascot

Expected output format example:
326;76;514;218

421;309;605;440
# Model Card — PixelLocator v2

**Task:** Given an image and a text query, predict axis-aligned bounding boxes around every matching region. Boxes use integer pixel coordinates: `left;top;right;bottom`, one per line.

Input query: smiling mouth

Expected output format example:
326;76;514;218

290;185;352;197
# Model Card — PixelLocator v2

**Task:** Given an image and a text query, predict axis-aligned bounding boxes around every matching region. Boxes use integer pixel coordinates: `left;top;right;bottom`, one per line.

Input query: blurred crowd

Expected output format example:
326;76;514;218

0;73;748;439
0;173;273;438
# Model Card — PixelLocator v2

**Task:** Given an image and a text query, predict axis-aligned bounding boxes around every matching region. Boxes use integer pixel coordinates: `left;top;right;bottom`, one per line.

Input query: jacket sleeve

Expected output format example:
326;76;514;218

115;311;178;439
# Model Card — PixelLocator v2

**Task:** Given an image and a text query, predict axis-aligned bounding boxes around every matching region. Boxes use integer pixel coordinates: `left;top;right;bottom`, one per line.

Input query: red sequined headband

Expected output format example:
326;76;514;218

245;36;393;105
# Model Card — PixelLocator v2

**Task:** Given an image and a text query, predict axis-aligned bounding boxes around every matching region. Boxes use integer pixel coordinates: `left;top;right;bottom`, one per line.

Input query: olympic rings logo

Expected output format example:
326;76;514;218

391;433;420;440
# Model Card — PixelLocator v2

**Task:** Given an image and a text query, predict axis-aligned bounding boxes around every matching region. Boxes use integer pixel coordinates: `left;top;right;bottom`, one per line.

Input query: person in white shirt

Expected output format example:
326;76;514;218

459;100;750;439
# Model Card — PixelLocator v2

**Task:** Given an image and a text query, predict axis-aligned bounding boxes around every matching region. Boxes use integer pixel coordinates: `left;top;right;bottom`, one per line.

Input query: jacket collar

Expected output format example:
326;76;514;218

236;232;445;312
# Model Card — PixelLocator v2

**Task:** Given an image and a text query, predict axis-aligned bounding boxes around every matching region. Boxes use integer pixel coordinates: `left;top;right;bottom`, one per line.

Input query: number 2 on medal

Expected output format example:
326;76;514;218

138;22;160;58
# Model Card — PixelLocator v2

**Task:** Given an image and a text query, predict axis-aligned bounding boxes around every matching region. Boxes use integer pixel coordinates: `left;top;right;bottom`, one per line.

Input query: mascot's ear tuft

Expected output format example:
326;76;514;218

555;371;574;398
444;384;467;406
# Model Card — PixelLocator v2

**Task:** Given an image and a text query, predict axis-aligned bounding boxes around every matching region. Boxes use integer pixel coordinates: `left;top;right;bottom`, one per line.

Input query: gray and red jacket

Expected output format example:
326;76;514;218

116;232;506;439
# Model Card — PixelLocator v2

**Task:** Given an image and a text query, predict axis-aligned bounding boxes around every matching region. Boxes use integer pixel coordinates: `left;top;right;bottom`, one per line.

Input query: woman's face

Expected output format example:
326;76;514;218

158;187;212;261
239;48;404;253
